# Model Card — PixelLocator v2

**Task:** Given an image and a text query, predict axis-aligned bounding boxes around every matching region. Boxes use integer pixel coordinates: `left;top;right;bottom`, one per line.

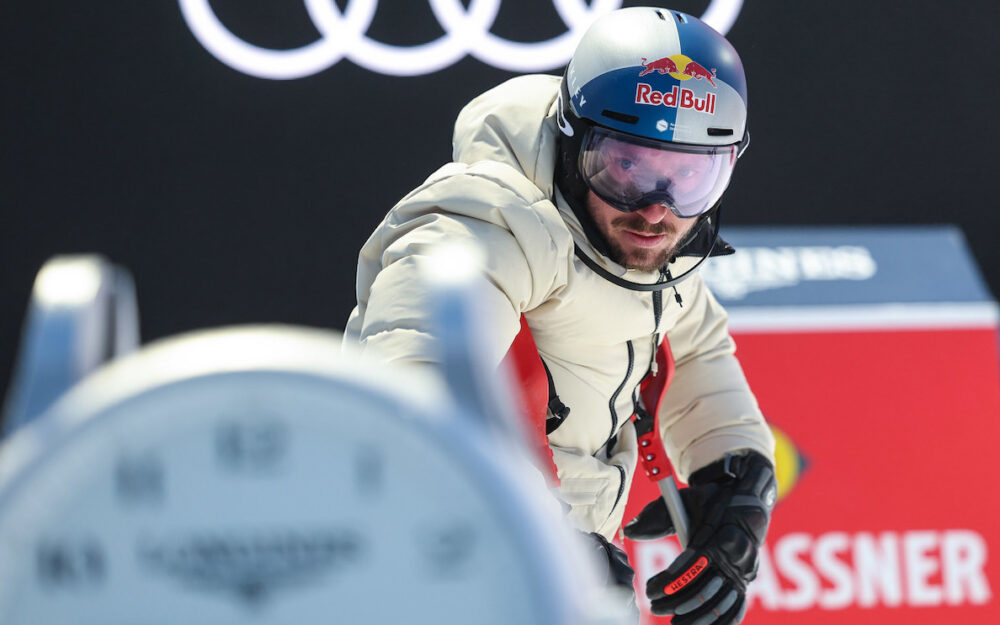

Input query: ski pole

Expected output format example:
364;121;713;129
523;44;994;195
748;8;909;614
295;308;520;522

633;405;690;548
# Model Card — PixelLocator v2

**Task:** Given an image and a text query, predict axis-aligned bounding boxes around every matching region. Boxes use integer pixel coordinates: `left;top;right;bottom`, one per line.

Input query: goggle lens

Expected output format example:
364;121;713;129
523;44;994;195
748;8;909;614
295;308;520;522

579;126;737;217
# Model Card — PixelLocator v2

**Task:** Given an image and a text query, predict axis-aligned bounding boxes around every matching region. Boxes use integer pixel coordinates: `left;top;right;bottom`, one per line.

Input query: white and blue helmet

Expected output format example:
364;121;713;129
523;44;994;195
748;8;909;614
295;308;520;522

563;7;748;148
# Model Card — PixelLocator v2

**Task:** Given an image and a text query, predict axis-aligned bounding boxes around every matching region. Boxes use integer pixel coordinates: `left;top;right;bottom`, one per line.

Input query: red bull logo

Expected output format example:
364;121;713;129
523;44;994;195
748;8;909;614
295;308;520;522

635;84;716;115
636;55;719;116
639;56;680;77
639;55;718;86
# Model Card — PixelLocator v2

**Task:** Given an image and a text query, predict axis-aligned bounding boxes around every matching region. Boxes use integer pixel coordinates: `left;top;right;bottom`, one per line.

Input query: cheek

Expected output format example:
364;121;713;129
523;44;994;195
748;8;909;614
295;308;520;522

585;193;618;227
674;175;705;192
678;218;699;238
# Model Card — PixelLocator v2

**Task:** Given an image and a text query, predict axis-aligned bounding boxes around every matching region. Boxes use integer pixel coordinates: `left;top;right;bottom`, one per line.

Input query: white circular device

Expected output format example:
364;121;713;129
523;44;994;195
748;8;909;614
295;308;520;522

0;326;621;625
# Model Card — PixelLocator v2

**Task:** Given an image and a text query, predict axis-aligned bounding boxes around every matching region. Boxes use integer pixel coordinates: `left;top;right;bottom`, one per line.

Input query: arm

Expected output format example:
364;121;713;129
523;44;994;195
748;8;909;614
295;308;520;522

345;161;571;367
656;273;775;481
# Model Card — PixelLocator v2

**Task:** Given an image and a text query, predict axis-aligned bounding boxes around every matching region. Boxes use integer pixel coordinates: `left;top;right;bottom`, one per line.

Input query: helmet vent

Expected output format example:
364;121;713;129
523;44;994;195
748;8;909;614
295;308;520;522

655;9;668;21
707;128;734;136
601;109;639;125
674;12;687;23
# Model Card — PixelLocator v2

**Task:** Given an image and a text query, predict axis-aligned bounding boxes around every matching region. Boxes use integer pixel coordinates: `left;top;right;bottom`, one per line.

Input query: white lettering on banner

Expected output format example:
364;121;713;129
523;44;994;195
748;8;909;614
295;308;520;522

177;0;745;79
854;532;903;607
631;530;992;612
701;245;878;300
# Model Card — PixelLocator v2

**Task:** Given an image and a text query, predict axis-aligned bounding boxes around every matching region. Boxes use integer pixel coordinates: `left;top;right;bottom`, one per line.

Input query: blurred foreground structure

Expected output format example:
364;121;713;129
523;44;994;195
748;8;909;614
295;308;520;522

0;254;626;625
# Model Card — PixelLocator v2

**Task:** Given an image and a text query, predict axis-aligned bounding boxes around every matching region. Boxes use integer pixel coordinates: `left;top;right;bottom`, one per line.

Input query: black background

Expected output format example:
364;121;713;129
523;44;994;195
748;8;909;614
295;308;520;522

2;0;998;401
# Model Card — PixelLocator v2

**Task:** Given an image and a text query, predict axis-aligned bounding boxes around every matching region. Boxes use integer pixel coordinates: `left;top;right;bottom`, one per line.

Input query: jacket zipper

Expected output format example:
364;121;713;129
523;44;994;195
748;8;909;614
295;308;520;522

605;289;666;525
610;464;627;518
608;282;669;526
649;282;664;376
606;340;635;444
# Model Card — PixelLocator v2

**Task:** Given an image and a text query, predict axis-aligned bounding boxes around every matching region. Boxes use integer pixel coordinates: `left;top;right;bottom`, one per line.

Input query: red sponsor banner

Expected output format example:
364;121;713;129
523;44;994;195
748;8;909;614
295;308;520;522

623;327;1000;623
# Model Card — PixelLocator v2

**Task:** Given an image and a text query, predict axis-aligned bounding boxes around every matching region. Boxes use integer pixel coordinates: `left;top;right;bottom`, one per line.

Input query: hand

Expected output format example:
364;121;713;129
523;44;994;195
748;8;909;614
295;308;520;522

623;451;776;624
584;532;641;624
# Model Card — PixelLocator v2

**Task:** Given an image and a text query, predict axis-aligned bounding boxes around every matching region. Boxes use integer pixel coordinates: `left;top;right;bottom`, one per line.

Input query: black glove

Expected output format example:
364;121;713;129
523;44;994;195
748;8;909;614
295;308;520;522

585;532;640;624
622;451;777;624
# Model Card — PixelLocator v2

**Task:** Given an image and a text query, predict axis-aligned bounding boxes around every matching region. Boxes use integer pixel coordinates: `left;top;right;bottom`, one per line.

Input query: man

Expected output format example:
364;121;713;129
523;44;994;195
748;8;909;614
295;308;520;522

345;7;776;624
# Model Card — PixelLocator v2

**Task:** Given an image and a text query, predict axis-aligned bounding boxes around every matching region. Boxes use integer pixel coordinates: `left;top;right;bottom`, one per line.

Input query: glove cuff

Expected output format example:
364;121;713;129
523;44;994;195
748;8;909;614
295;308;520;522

689;450;772;486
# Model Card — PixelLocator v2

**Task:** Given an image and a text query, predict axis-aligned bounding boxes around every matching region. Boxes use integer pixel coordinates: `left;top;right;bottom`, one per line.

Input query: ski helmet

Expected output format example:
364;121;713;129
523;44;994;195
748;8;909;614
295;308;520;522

555;7;749;282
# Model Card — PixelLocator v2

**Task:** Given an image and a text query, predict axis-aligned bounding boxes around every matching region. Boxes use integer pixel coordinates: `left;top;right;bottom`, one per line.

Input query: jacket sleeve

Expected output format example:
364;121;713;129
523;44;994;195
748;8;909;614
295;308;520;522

345;161;571;368
656;273;775;481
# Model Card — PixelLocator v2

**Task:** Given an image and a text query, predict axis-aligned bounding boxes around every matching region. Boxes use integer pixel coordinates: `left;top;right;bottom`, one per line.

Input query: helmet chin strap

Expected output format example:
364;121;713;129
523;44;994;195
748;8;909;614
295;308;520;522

571;204;722;293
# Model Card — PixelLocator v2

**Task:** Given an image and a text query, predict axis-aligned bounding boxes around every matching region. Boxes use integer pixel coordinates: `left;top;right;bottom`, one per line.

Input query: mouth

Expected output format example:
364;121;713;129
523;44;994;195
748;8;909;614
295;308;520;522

623;230;668;248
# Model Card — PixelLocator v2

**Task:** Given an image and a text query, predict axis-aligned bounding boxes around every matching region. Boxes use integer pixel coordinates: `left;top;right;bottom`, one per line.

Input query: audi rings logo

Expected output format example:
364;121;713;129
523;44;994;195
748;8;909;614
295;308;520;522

179;0;744;79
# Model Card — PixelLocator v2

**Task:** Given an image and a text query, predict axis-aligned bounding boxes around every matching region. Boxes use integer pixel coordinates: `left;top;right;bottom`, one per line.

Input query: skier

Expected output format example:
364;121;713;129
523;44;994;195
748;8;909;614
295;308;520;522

345;7;776;624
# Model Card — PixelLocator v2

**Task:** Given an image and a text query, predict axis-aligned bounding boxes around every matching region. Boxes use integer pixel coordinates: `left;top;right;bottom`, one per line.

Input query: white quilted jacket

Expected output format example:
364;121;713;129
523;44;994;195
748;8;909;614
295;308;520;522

344;75;774;539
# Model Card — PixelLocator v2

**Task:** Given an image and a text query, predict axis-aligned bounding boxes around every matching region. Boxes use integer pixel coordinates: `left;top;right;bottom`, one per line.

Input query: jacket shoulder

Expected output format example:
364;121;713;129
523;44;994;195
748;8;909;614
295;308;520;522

452;75;562;194
425;160;550;207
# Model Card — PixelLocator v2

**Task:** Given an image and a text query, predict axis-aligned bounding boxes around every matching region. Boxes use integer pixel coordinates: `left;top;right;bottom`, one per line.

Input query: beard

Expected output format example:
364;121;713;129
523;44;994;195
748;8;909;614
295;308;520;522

605;213;682;271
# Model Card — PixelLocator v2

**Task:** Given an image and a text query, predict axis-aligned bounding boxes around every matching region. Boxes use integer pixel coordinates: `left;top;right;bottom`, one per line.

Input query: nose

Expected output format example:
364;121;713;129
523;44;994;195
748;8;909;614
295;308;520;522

633;202;672;224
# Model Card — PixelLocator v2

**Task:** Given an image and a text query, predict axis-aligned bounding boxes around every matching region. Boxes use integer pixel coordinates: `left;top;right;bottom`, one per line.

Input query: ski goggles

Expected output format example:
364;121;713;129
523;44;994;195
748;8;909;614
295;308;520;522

579;126;739;218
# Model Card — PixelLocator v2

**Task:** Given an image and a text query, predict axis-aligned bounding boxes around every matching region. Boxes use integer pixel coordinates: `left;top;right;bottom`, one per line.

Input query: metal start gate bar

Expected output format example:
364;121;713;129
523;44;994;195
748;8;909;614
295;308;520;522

623;226;1000;625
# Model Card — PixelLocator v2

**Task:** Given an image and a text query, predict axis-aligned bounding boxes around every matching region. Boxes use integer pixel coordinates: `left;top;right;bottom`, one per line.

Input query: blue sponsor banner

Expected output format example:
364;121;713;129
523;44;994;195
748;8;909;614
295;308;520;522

703;226;995;307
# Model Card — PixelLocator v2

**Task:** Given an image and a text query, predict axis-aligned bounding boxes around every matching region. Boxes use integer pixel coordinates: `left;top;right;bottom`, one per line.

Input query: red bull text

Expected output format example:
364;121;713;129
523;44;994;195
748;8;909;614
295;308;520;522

635;84;716;115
